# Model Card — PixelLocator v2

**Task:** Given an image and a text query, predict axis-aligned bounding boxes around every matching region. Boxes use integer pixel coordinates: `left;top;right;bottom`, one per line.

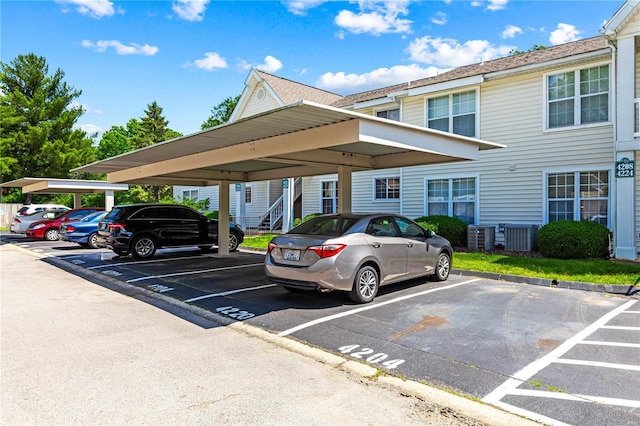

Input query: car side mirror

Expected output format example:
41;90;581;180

426;230;435;238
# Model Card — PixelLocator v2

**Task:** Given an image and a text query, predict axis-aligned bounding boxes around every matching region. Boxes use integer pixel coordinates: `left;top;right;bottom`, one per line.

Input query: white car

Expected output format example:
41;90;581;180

10;209;68;233
17;204;70;216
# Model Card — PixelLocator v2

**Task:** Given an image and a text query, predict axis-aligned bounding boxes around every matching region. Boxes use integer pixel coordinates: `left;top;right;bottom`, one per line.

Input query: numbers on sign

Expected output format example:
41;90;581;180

337;344;405;369
215;306;255;320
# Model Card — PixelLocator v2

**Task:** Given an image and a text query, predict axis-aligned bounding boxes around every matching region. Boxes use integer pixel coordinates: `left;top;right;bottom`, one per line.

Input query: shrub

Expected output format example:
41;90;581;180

537;220;611;259
413;215;468;247
204;210;219;219
294;212;323;227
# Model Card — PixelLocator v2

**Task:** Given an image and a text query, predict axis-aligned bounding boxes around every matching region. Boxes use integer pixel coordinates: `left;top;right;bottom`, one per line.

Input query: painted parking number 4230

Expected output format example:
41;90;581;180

215;306;255;320
338;344;405;369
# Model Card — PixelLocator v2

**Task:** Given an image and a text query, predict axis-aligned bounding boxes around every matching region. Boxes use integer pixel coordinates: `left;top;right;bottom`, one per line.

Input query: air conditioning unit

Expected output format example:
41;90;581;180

504;224;539;252
468;225;496;251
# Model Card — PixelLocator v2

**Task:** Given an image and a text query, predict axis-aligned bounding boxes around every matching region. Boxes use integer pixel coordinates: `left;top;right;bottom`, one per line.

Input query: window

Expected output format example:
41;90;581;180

547;65;609;128
321;181;338;214
427;90;476;137
376;108;400;121
547;170;609;225
426;177;476;224
245;185;252;204
375;177;400;200
182;189;199;202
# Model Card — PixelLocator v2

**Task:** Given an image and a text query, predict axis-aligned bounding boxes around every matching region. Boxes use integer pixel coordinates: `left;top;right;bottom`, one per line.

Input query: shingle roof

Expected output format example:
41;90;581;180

331;36;610;108
253;69;343;106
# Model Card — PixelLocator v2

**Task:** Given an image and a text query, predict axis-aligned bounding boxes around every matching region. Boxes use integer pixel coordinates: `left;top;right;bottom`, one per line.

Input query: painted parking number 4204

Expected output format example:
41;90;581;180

338;344;405;369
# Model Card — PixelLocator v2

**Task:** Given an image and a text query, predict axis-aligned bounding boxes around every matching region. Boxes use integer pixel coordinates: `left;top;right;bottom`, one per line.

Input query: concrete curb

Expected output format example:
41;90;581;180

11;245;538;426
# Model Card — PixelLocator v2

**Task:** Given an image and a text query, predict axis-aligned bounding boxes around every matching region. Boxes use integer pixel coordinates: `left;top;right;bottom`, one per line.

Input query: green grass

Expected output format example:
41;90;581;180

240;234;640;286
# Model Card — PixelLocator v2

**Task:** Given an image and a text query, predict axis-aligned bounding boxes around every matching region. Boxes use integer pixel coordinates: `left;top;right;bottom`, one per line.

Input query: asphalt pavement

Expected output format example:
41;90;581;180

0;243;537;426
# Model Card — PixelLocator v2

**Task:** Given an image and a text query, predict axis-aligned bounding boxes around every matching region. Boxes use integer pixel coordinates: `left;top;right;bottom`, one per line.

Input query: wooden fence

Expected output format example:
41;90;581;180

0;204;22;229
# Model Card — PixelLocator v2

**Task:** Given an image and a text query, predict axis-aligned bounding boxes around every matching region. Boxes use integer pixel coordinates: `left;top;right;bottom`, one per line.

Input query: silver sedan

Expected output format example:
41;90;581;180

10;209;67;234
265;213;453;303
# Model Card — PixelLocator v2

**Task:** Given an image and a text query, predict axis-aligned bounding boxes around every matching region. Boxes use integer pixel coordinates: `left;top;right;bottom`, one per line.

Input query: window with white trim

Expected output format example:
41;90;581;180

182;189;199;202
321;181;338;214
547;64;609;129
376;108;400;121
245;185;252;204
547;170;609;225
427;90;476;137
374;177;400;201
426;177;476;224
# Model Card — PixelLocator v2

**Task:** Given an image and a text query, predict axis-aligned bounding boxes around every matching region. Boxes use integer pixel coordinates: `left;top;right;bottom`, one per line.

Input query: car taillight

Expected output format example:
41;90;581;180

307;244;347;258
267;242;277;253
13;218;21;223
108;223;126;231
65;225;76;232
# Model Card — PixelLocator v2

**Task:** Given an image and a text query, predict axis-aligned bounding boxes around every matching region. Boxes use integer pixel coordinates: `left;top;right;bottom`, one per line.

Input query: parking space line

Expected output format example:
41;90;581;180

482;300;637;406
87;254;221;269
601;325;640;331
488;400;572;426
278;278;480;337
126;263;264;283
184;284;276;303
506;389;640;408
552;358;640;371
578;341;640;348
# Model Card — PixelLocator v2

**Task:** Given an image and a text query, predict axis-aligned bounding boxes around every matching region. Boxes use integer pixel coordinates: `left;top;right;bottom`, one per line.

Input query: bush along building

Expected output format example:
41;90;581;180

174;0;639;260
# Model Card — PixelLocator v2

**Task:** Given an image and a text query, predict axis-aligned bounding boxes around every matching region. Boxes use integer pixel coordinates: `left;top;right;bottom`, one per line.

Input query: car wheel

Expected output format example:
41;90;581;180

434;252;451;281
131;235;156;260
44;228;60;241
349;265;379;304
229;232;240;252
87;232;100;249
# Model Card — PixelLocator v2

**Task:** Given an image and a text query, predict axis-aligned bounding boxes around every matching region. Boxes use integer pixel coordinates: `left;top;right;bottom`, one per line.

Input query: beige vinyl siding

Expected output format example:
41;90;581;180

618;13;640;38
402;96;425;127
237;84;281;119
302;174;336;216
352;169;401;213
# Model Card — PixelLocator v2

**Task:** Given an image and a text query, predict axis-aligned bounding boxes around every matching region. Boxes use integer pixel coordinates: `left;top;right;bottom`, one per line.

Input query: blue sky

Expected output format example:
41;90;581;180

2;0;624;138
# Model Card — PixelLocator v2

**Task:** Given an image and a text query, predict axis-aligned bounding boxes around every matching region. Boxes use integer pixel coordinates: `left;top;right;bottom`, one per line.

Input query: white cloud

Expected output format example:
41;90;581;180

471;1;483;7
56;0;116;18
431;12;447;26
184;52;228;70
81;40;159;56
317;64;443;93
70;101;103;115
487;0;509;11
549;23;581;45
406;36;514;68
283;0;328;16
256;56;283;73
172;0;209;22
501;24;523;39
334;1;413;35
78;123;104;135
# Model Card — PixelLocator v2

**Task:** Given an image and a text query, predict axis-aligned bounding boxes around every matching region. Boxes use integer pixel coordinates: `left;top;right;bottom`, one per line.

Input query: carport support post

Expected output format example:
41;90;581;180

282;178;294;233
73;193;82;208
218;181;230;256
337;166;352;213
105;190;115;211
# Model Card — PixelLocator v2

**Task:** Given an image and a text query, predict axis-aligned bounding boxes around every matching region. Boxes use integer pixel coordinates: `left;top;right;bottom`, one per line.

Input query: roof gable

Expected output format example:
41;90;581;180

253;69;343;105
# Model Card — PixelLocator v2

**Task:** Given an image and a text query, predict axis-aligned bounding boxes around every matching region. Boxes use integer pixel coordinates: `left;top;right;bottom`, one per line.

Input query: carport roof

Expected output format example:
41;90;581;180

73;101;505;186
0;178;128;194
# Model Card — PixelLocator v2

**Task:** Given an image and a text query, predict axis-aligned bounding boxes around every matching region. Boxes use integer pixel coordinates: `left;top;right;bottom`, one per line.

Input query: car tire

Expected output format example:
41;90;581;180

433;252;451;281
229;232;240;252
349;265;379;304
131;235;157;260
87;232;100;249
44;228;60;241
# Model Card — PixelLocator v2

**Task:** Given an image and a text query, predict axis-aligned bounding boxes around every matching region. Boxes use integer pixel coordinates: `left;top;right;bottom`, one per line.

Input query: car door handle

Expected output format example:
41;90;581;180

370;242;382;248
406;242;414;247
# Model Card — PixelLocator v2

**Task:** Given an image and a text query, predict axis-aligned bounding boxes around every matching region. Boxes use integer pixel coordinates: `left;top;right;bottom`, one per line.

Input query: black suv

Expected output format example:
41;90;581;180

97;204;244;259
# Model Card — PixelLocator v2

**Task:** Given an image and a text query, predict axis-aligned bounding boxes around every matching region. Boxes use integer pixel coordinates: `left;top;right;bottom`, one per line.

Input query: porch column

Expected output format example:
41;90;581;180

73;193;82;208
105;191;115;211
282;178;294;232
614;36;637;260
218;181;230;256
337;166;352;213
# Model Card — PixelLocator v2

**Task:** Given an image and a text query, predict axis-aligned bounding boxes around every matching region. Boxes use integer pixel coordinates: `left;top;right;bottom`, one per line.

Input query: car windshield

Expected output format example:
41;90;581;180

81;211;107;222
289;216;358;236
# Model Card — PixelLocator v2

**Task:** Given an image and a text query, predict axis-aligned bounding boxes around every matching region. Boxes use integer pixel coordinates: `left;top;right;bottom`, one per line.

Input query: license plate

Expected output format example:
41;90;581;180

284;249;301;261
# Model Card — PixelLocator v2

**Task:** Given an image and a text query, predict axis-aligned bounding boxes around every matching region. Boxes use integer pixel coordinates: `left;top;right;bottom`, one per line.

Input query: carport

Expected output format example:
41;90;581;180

73;101;504;255
0;178;128;211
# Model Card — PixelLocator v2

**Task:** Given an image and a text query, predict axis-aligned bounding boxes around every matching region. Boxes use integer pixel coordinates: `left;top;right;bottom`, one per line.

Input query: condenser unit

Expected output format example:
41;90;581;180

504;224;539;252
467;225;496;251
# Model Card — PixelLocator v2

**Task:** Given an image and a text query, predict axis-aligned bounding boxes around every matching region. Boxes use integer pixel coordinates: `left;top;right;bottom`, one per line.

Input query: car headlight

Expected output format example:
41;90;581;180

32;224;45;230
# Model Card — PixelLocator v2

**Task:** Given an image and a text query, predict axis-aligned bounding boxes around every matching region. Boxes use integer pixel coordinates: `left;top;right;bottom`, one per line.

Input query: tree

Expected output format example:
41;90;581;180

0;53;95;190
201;95;240;130
509;44;546;56
134;101;181;149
